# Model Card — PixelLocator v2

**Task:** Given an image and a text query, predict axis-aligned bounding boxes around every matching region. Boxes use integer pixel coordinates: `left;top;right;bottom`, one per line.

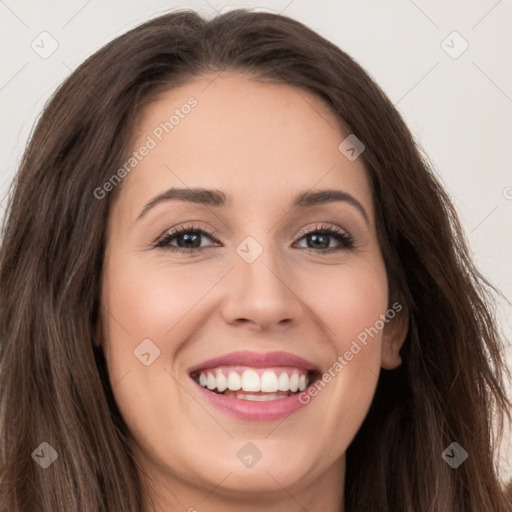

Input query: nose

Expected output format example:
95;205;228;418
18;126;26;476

220;246;304;331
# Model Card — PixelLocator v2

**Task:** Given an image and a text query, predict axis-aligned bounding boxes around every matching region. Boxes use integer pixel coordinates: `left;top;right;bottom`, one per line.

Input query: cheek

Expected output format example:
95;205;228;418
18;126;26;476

301;260;389;346
98;259;202;453
99;254;228;422
101;255;225;352
298;261;388;435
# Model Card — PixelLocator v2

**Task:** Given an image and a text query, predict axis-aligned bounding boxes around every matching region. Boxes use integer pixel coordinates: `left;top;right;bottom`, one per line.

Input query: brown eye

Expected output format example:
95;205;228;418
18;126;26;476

294;225;354;253
154;225;220;253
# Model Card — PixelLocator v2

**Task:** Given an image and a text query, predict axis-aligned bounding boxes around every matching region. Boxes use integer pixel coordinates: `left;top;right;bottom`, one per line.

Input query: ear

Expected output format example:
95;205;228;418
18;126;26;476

381;301;409;370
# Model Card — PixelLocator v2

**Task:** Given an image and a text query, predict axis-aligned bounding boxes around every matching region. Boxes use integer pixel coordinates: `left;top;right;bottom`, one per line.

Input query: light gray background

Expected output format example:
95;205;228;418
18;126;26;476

1;0;511;481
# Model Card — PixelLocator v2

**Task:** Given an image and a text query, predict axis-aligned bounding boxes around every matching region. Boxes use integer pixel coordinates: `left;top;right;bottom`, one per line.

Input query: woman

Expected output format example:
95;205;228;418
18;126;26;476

0;8;511;512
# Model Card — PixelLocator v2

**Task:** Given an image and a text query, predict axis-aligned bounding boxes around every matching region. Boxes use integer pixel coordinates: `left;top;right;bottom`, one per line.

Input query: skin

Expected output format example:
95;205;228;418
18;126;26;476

97;72;408;512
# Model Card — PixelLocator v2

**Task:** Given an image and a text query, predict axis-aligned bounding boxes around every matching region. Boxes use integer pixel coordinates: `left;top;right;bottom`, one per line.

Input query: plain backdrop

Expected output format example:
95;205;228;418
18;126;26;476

1;0;511;482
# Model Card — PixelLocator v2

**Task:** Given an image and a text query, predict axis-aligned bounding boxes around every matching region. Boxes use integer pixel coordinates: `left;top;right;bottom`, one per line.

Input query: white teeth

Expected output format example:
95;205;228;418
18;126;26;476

277;372;290;391
196;368;311;394
298;374;307;391
241;369;260;392
260;370;279;392
216;371;228;392
227;371;241;391
206;373;217;390
289;371;299;392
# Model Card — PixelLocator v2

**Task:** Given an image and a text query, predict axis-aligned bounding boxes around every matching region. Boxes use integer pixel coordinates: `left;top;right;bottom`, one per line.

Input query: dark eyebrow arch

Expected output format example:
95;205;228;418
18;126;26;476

136;188;229;221
135;187;369;224
292;189;369;224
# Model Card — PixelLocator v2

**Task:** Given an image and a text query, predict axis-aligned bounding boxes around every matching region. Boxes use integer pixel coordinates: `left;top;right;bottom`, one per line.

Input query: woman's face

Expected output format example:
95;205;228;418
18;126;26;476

99;72;407;505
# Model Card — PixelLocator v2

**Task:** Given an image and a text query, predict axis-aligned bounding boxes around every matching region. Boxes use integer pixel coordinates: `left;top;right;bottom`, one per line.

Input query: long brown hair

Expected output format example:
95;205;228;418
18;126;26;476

1;8;511;511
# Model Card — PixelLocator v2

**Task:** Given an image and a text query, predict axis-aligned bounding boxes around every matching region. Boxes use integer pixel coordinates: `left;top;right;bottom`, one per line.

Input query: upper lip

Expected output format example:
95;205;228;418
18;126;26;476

188;350;320;374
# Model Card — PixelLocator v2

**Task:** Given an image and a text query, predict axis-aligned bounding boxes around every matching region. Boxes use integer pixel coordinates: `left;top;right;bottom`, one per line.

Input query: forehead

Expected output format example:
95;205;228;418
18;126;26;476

114;72;373;222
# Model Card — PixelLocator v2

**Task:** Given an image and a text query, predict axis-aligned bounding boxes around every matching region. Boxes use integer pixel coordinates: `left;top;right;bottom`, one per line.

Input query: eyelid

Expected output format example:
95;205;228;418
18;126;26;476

296;223;345;237
153;221;218;243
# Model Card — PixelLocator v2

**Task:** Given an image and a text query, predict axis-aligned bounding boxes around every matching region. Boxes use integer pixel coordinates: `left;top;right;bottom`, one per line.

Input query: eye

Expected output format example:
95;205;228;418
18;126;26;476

154;224;220;253
293;224;354;253
153;223;354;255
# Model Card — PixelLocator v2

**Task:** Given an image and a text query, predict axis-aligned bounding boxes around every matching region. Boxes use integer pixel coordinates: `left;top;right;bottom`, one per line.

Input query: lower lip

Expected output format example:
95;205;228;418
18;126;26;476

194;382;310;421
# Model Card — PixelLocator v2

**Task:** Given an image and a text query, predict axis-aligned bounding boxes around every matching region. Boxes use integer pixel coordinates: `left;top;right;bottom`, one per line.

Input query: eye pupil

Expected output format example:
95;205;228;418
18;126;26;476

178;233;201;248
309;233;329;249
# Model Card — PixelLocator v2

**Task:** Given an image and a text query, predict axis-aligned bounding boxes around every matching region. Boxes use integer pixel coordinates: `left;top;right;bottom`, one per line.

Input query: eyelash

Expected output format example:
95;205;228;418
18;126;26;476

154;223;355;255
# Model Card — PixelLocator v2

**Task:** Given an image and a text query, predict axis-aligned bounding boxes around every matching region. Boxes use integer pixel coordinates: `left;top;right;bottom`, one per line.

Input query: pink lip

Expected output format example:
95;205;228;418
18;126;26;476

188;351;320;421
195;385;309;421
187;350;320;374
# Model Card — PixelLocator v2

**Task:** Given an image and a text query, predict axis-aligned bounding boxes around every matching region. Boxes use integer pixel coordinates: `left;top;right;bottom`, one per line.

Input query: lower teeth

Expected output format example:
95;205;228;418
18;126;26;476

222;389;292;401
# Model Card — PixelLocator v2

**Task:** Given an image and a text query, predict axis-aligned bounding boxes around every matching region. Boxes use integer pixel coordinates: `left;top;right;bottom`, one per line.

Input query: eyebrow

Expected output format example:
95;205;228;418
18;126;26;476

135;187;369;224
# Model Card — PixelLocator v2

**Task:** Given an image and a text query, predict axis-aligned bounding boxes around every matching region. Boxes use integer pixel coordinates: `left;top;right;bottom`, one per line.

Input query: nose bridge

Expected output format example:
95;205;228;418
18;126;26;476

222;235;303;329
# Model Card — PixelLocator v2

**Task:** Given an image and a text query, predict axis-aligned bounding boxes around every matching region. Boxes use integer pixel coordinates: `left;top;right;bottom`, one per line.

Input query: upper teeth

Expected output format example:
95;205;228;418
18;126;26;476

197;368;309;393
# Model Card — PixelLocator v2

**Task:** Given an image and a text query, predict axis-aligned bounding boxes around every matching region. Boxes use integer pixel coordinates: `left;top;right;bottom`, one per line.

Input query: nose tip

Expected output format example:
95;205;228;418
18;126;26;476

221;255;303;331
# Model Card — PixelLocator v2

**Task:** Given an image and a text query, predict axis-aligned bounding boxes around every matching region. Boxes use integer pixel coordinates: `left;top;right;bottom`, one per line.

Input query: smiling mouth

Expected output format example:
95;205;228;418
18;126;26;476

190;366;320;401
